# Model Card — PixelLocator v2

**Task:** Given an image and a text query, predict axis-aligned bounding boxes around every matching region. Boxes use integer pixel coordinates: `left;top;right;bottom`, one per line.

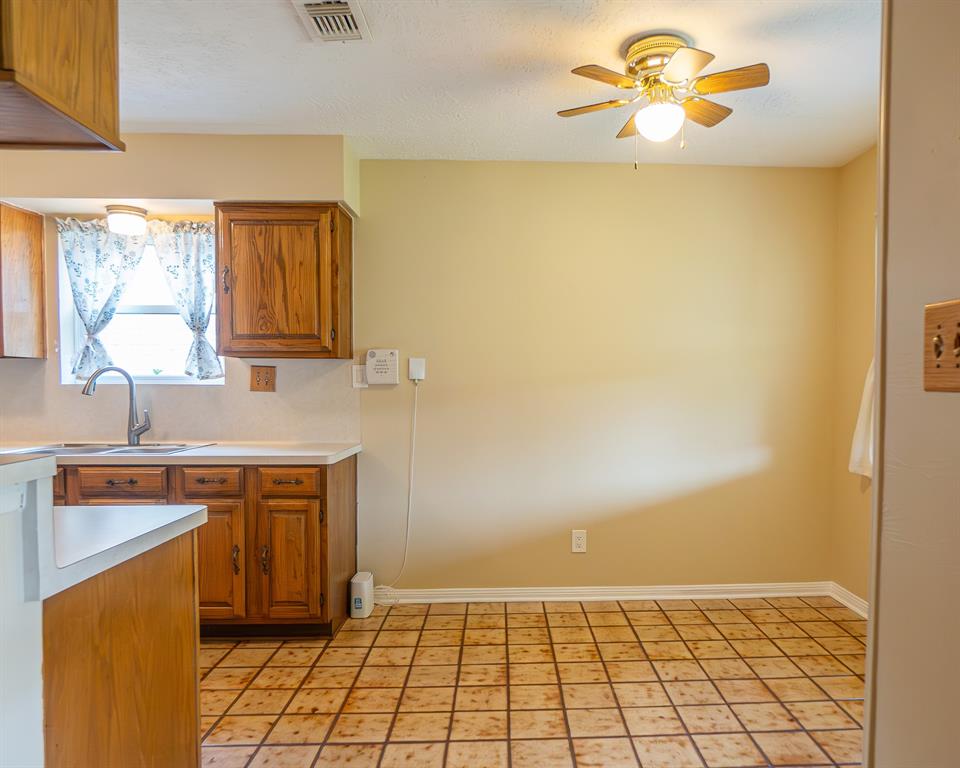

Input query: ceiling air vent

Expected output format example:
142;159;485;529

291;0;370;42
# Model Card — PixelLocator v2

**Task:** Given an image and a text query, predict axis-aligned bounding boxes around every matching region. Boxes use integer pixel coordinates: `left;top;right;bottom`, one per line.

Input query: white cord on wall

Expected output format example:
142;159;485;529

384;379;419;588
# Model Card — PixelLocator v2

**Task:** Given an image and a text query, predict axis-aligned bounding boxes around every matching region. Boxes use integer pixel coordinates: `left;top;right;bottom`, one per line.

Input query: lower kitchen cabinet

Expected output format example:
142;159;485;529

57;455;357;635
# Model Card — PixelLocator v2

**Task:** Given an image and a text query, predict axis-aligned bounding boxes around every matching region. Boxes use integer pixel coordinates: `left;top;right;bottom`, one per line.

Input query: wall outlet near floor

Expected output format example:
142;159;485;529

250;365;276;392
571;529;587;553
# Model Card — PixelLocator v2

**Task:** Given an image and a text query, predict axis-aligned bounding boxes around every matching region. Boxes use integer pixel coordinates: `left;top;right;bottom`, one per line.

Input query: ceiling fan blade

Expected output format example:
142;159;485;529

661;47;715;84
691;63;770;95
557;98;631;118
616;111;638;139
682;97;733;127
572;64;637;89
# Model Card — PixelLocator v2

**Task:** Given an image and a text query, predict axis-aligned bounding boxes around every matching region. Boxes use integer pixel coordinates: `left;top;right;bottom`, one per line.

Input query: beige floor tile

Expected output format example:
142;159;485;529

249;667;308;690
592;626;638;643
687;640;738;659
817;636;865;655
752;731;830;765
201;746;258;767
329;631;377;648
627;611;670;626
508;662;558;684
200;647;232;667
814;675;865;700
461;645;507;664
587;612;628;627
374;631;421;647
449;710;508;740
458;664;507;685
605;661;658;682
507;601;545;613
547;613;588;627
664;680;723;706
561;682;617;708
464;615;503;630
764;677;829;702
228;689;294;715
509;613;548;628
380;742;445;768
693;733;765;767
837;654;866;675
406;665;458;687
703;610;748;624
421;614;463;630
464;625;505;642
677;704;743;733
202;667;260;690
201;716;219;738
454;685;507;710
314;744;383;767
651;660;706;681
744;658;803;679
508;644;555;663
812;729;863;763
413;646;461;665
714;679;775;703
557;661;607;683
201;689;241;716
326;713;393;743
392;604;431;615
511;739;574;768
354;666;408;688
220;648;276;667
549;626;595;643
717;624;765;640
642;641;692;660
544;601;584;613
793;655;852;676
248;745;319;767
552;643;600;662
509;684;563;709
342;687;402;713
774;638;828;656
632;735;705;768
382;614;426;631
730;702;799;731
741;609;787;623
388;711;451;741
678;624;725;641
599;642;647;661
613;681;670;707
664;610;707;624
204;715;276;746
265;714;334;744
635;625;682;641
445;740;508;768
268;648;321;666
397;685;455;712
700;659;757;680
785;700;859;730
572;737;639;767
622;706;686;736
285;688;349;715
365;647;415;666
317;648;369;667
303;667;359;689
731;639;784;657
838;699;865;725
510;709;569;738
565;707;627;737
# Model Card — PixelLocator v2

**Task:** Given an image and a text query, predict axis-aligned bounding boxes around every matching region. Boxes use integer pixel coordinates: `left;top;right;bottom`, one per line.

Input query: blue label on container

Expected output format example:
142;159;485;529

353;597;363;609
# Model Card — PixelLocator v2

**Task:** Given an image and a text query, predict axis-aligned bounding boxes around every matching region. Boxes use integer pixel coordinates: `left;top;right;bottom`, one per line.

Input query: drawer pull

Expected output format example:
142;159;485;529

105;478;139;487
195;477;227;485
260;545;270;574
272;478;304;486
232;545;241;575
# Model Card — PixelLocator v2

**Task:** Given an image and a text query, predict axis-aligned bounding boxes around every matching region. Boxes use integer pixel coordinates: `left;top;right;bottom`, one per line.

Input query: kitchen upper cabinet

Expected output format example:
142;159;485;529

258;499;323;620
0;202;45;358
0;0;124;150
215;203;353;359
195;502;245;620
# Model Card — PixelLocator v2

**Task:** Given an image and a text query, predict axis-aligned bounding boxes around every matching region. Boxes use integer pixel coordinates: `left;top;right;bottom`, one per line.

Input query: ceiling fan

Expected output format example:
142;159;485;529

558;34;769;145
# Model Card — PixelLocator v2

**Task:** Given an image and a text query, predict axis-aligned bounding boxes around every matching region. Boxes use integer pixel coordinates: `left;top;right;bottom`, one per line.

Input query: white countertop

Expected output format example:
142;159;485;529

1;441;362;466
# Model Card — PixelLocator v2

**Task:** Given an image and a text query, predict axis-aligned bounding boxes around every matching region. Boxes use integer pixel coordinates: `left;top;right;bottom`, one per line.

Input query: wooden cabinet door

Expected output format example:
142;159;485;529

217;204;336;358
0;202;45;358
197;501;245;620
258;499;323;619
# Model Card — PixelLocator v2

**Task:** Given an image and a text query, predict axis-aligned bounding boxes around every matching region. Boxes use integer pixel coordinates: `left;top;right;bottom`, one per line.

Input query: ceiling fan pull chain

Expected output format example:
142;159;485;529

680;121;686;150
634;129;639;171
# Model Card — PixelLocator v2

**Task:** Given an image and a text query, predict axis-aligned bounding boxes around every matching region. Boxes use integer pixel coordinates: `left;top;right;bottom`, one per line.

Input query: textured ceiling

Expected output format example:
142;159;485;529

119;0;882;167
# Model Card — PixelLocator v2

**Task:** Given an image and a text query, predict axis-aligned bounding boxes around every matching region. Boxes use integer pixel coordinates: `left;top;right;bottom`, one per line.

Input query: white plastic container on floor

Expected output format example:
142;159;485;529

350;571;374;619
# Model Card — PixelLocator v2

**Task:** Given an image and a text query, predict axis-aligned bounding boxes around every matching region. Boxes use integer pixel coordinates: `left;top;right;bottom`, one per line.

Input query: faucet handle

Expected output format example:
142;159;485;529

134;409;151;436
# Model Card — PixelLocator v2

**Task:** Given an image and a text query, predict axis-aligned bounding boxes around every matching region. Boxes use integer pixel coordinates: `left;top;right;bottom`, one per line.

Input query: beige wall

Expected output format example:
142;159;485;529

0;135;360;445
870;0;960;764
356;160;845;588
831;147;877;600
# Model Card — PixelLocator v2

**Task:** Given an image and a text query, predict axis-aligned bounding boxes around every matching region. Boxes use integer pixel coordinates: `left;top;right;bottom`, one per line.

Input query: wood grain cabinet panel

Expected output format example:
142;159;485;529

0;0;124;150
75;466;167;500
259;499;323;619
215;203;352;359
258;466;322;497
195;501;245;620
0;202;45;358
180;466;243;497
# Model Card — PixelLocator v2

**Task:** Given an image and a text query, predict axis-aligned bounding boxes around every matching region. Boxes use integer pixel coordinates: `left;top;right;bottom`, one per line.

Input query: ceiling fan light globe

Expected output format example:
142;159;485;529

634;103;685;142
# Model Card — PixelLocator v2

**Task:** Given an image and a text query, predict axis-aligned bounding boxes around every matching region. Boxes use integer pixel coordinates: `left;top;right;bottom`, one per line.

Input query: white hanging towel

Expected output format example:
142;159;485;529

849;359;875;478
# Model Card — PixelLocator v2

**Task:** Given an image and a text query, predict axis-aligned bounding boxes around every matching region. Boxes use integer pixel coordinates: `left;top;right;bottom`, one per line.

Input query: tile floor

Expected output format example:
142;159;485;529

199;595;866;767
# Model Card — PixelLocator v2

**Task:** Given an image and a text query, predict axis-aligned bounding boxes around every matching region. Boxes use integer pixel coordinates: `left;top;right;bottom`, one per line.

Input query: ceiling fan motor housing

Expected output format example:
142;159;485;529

625;34;689;78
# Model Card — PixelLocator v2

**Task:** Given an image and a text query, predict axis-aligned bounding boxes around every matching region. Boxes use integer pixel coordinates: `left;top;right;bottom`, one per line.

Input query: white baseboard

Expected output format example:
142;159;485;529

375;580;868;618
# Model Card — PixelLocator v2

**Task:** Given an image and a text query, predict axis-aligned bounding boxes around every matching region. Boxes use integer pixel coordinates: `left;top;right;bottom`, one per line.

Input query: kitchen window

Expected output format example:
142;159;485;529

57;219;224;386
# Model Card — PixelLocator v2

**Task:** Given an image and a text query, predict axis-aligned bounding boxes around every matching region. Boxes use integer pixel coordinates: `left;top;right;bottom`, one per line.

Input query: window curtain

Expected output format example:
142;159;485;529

148;220;223;380
57;217;147;377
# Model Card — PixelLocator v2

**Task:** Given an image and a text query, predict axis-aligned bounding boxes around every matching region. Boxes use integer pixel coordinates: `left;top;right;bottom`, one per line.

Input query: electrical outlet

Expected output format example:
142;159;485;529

250;365;276;392
572;529;587;553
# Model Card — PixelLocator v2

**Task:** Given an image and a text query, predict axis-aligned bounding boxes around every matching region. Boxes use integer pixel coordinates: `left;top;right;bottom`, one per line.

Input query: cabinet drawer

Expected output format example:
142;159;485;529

53;468;65;500
76;467;168;499
180;467;243;498
258;467;321;497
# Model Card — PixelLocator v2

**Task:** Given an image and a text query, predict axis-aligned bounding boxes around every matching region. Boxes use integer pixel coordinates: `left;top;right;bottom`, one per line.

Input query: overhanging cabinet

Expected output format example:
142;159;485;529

215;202;353;359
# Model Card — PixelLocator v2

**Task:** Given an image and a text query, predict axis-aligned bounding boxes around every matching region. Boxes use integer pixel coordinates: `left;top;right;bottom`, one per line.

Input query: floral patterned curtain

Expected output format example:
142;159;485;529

56;218;147;377
148;220;223;380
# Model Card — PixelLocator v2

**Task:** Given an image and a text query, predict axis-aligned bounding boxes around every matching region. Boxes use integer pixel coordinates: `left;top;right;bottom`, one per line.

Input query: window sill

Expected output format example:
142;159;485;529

61;374;225;387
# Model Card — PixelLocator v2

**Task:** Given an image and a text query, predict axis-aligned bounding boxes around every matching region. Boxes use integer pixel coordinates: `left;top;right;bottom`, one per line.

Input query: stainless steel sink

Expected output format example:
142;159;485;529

8;442;212;457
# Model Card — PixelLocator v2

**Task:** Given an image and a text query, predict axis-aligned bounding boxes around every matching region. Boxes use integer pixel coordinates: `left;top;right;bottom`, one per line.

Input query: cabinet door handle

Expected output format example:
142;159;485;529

196;477;227;485
105;478;138;487
231;545;240;574
222;266;231;294
272;478;304;486
260;545;270;575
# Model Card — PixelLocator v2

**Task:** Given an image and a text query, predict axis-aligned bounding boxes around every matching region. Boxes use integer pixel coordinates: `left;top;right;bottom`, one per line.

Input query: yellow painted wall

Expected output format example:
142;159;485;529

356;160;843;588
831;147;877;600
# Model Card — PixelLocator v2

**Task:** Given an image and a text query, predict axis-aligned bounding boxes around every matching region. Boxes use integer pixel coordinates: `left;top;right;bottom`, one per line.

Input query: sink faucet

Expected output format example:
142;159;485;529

81;366;152;445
